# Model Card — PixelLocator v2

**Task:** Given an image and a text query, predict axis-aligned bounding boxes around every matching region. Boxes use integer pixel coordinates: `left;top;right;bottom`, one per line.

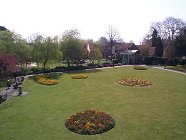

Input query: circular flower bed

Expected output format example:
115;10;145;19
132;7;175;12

117;78;152;87
71;74;88;79
35;74;58;86
65;110;115;135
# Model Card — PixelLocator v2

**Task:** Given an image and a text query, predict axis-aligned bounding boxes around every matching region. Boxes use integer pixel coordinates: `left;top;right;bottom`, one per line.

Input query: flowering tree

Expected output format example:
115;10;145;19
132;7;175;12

0;53;20;78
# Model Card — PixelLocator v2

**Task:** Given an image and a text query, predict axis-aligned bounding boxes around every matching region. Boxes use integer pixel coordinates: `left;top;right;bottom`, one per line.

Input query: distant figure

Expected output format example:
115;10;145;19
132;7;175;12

164;63;167;69
16;76;22;84
7;80;11;88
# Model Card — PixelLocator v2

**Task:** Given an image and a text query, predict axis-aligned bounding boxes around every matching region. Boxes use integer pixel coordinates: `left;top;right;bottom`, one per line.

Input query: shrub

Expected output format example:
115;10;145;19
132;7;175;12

144;56;166;65
134;66;147;70
0;53;20;77
16;67;33;76
65;110;115;135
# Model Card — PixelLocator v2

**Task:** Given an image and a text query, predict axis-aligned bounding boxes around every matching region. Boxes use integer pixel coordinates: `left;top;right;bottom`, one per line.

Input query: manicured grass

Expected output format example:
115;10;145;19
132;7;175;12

165;65;186;73
0;66;186;140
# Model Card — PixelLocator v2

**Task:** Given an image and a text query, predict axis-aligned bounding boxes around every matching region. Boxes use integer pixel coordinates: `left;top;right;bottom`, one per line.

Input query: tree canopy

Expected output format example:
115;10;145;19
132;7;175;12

151;29;164;57
30;34;61;69
60;29;84;67
174;29;186;57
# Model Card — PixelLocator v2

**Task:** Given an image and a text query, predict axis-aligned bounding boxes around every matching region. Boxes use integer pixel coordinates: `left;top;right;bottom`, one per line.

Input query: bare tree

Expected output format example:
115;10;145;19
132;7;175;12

151;17;186;40
106;26;121;61
145;17;186;58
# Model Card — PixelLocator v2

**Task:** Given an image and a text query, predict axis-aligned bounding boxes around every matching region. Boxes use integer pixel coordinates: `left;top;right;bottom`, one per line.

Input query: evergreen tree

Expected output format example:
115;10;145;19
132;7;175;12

151;29;158;47
151;29;164;57
155;37;164;57
174;29;186;57
0;26;7;31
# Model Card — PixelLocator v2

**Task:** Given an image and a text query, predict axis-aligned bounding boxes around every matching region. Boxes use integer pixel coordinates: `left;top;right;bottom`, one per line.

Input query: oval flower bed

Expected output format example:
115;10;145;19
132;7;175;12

117;78;152;87
71;74;88;79
35;74;58;86
65;110;115;135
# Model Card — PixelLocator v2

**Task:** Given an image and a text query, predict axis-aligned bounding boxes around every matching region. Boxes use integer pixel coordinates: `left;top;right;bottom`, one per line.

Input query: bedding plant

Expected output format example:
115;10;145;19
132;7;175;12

71;74;88;79
35;74;59;86
117;78;152;87
65;110;115;135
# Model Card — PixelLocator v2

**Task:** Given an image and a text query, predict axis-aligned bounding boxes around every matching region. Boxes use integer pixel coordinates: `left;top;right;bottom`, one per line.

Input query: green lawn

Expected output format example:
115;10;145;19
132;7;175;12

0;66;186;140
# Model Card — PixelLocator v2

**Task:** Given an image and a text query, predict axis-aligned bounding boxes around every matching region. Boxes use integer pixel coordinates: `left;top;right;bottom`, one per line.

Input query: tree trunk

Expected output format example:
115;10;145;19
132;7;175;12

43;60;48;70
67;59;70;72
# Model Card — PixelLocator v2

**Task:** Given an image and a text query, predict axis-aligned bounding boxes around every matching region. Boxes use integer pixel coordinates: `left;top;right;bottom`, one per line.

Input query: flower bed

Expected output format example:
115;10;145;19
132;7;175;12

117;78;152;87
71;74;88;79
65;110;115;135
134;66;147;70
35;74;58;86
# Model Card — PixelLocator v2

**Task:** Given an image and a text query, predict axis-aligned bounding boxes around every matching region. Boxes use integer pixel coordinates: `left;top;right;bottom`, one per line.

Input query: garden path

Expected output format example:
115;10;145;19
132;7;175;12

152;66;186;76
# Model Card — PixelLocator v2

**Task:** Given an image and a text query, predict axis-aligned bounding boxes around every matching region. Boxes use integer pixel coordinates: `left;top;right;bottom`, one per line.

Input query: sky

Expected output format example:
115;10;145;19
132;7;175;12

1;0;186;44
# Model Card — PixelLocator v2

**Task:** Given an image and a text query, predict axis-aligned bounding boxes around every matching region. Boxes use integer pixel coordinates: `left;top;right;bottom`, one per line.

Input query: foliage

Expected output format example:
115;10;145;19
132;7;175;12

117;78;152;87
14;40;32;67
65;110;115;135
151;29;164;57
144;56;166;65
0;30;32;66
15;67;33;76
60;29;84;67
174;29;186;57
97;37;110;58
0;53;20;77
89;45;103;62
71;74;88;79
35;74;59;86
145;17;186;58
154;37;164;57
0;30;15;54
151;29;158;47
30;34;44;66
133;66;147;70
0;26;7;31
30;34;61;69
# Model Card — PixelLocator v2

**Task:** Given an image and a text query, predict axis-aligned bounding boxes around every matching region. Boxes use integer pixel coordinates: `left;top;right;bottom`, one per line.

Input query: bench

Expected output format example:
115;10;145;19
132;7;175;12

0;93;7;104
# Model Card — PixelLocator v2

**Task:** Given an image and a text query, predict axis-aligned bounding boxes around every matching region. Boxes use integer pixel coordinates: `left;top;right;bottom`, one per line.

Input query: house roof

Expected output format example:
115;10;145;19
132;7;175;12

121;50;138;54
126;43;139;50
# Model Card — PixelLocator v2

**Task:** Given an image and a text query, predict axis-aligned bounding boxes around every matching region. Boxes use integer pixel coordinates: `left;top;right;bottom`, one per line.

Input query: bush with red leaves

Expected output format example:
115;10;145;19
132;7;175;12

0;53;20;77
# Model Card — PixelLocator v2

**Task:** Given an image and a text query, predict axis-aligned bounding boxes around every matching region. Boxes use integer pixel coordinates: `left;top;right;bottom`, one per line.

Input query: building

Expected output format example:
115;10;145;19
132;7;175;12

120;43;141;64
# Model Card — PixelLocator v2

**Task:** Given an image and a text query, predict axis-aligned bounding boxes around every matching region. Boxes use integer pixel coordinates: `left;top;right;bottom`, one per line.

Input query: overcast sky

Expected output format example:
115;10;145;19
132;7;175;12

1;0;186;44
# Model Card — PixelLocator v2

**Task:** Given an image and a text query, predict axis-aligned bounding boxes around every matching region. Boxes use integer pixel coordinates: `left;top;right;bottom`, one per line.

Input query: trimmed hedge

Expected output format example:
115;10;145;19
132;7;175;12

134;66;147;70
